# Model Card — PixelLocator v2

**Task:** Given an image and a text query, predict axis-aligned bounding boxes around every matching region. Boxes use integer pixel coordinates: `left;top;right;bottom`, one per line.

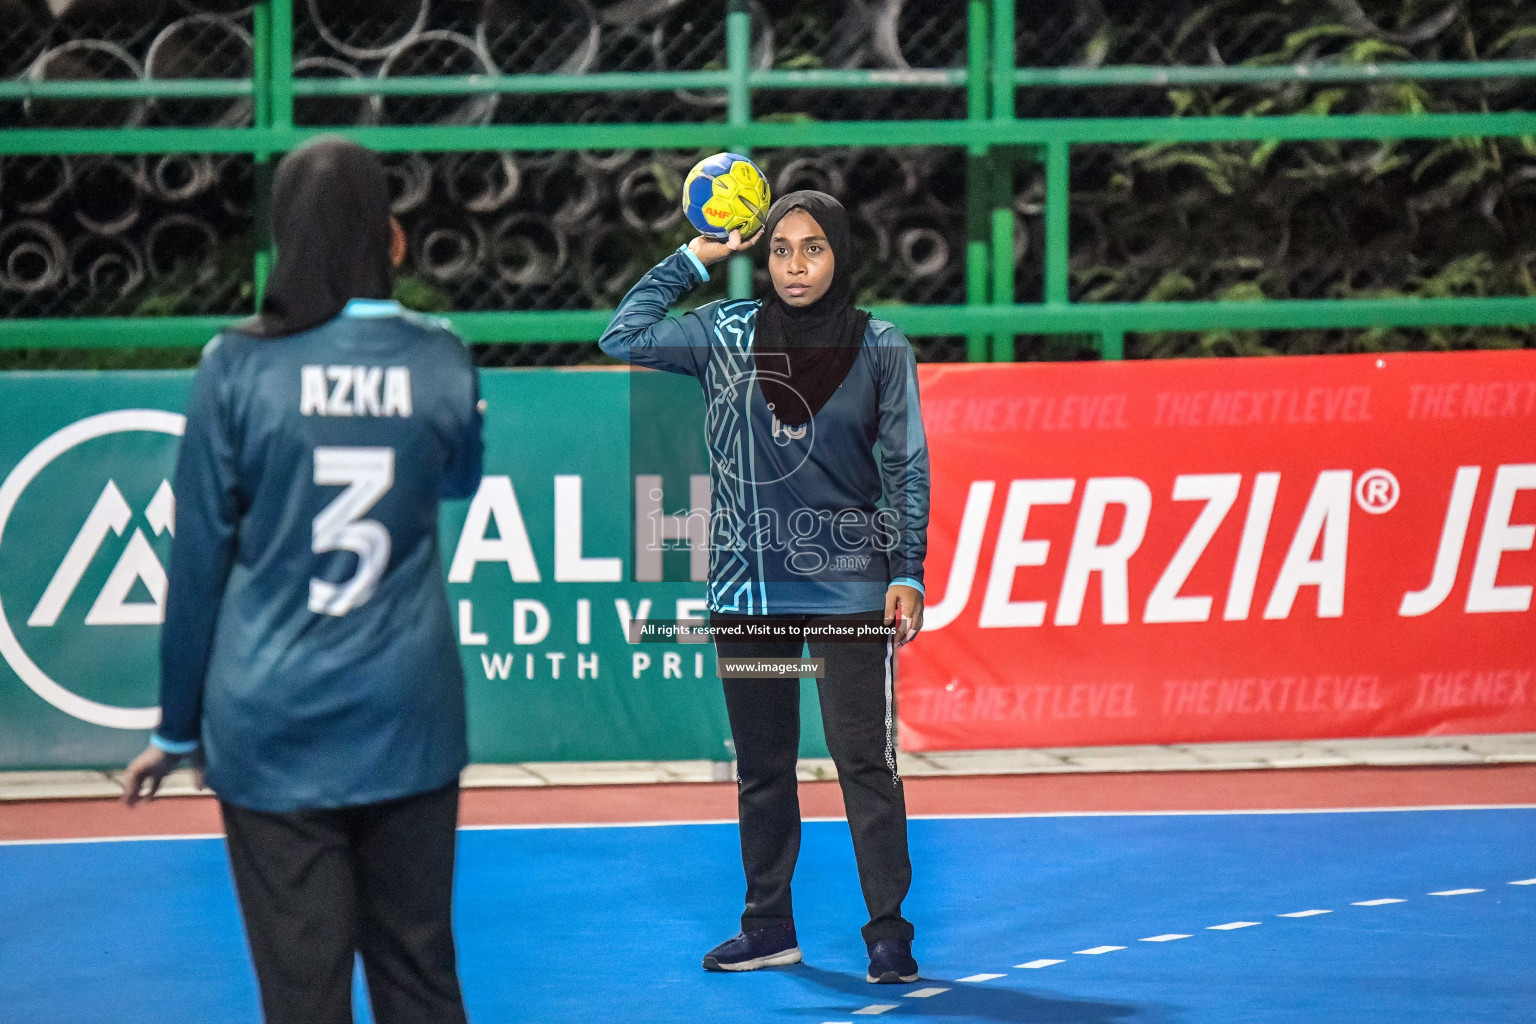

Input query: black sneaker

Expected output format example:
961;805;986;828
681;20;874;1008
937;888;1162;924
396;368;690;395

866;937;919;983
702;923;803;972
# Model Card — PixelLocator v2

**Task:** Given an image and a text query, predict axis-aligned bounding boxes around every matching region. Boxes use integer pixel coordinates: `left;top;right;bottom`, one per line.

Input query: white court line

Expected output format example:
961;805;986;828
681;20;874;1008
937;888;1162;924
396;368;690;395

493;804;1536;829
459;818;739;831
7;803;1534;847
908;803;1536;822
0;832;225;847
825;870;1530;1021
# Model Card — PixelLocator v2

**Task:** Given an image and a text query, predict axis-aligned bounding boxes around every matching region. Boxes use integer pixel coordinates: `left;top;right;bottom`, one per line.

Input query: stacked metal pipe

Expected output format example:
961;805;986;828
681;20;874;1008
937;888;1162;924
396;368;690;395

376;147;966;313
1;0;973;321
0;153;251;314
0;143;965;317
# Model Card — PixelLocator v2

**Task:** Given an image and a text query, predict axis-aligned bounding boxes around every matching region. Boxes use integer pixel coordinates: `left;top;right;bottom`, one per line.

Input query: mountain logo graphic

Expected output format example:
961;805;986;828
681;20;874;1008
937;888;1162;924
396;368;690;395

0;410;184;730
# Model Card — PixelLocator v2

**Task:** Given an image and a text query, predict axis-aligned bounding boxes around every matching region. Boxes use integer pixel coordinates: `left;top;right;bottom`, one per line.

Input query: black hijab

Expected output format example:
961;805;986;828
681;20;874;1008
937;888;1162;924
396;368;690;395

235;135;394;338
753;190;871;427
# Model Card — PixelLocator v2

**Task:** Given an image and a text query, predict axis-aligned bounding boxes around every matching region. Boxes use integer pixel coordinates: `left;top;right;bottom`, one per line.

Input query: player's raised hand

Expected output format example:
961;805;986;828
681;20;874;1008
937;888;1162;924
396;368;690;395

688;227;762;267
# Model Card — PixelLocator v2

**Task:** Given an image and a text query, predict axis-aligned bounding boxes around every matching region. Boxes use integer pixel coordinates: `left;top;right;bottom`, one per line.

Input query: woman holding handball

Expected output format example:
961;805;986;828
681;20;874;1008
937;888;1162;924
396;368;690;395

600;155;930;985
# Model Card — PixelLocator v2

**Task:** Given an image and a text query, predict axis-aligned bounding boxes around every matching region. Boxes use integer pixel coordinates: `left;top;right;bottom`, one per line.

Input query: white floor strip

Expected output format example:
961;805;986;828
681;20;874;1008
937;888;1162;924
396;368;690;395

0;832;226;847
824;870;1527;1022
908;804;1536;823
10;804;1534;848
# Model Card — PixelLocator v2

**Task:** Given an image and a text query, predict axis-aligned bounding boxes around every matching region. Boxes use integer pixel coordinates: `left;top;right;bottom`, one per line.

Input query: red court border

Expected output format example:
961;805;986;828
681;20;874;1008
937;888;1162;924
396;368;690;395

2;765;1532;843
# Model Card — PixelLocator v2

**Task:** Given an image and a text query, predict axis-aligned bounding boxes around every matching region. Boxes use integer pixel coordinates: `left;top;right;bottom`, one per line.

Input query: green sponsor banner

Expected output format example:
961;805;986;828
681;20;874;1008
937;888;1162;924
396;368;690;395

0;368;828;770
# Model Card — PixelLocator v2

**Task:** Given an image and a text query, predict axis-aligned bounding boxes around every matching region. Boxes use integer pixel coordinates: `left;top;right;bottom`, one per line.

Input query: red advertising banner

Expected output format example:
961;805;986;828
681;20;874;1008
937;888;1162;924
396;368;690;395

897;349;1536;751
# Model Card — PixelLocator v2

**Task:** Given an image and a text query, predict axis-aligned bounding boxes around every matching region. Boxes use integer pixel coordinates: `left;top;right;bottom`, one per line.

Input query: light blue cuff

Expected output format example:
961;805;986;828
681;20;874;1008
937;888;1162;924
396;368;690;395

677;245;710;284
342;298;404;318
889;577;925;595
150;733;200;756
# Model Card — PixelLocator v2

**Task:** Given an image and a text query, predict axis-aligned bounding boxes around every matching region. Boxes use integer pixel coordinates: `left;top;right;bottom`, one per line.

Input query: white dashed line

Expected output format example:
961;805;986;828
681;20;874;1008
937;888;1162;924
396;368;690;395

827;874;1522;1019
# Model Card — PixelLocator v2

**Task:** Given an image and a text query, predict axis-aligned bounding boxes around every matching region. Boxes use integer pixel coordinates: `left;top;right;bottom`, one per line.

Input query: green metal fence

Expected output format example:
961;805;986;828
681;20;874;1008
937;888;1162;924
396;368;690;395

2;0;1535;362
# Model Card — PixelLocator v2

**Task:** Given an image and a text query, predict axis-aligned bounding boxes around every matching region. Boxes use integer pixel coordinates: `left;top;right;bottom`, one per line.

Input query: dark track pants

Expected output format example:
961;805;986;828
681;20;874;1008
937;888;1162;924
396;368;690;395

715;611;915;944
219;783;468;1024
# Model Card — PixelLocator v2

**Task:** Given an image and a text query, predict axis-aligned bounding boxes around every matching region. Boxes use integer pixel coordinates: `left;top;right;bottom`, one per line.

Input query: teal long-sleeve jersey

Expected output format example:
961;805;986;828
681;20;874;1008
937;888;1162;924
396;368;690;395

600;248;930;616
153;299;483;813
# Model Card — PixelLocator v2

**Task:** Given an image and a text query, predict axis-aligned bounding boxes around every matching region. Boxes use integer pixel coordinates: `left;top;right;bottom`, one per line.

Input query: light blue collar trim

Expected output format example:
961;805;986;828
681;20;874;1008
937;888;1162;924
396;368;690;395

343;299;404;318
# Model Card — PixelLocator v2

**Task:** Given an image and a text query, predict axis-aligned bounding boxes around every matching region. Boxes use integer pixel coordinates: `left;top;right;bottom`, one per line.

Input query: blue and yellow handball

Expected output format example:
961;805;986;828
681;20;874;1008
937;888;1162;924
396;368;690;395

682;153;770;239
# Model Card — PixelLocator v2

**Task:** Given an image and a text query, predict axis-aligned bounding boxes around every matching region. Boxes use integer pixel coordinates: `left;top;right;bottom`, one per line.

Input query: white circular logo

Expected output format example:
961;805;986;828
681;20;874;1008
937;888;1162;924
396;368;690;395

0;410;184;729
1354;468;1400;515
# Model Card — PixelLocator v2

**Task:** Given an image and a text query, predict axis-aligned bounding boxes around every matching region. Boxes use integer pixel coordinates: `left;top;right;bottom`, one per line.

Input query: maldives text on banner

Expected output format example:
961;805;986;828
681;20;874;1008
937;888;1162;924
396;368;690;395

899;350;1536;751
0;369;780;770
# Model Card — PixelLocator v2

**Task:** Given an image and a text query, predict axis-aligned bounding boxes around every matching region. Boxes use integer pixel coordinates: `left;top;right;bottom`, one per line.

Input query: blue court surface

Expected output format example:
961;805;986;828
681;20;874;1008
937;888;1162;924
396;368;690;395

2;808;1533;1023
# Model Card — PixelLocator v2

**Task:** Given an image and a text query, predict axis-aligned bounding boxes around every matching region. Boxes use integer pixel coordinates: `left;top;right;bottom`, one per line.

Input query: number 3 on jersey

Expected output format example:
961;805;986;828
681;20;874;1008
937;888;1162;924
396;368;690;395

309;446;394;617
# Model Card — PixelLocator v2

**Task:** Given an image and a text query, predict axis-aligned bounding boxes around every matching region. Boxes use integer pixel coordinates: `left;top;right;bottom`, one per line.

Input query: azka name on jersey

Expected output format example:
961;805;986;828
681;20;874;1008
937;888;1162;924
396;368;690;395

300;365;413;418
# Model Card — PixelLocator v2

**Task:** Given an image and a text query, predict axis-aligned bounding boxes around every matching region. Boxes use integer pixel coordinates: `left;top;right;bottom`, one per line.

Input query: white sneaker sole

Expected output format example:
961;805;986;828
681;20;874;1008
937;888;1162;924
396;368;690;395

705;946;803;972
867;969;920;984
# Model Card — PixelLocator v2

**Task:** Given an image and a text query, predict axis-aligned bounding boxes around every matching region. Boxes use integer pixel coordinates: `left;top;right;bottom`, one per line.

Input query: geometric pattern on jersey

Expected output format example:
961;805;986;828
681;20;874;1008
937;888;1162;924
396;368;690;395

704;299;768;615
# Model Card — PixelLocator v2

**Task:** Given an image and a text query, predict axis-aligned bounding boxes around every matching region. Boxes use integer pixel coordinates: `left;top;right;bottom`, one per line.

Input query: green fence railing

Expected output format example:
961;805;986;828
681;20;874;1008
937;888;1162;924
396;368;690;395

2;0;1535;361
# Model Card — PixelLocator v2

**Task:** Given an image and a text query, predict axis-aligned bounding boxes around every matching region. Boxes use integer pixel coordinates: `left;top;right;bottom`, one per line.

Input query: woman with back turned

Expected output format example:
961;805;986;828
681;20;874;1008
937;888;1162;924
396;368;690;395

600;190;930;985
120;136;483;1024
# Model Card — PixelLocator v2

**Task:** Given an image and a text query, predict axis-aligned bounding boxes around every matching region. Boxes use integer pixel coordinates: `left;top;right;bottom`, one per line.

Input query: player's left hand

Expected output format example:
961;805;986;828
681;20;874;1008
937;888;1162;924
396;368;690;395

885;584;924;647
121;745;205;807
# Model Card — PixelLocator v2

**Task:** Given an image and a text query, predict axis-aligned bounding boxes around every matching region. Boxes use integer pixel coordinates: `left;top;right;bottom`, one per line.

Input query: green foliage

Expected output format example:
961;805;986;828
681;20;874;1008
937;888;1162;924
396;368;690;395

0;348;201;371
393;275;454;313
129;232;254;319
